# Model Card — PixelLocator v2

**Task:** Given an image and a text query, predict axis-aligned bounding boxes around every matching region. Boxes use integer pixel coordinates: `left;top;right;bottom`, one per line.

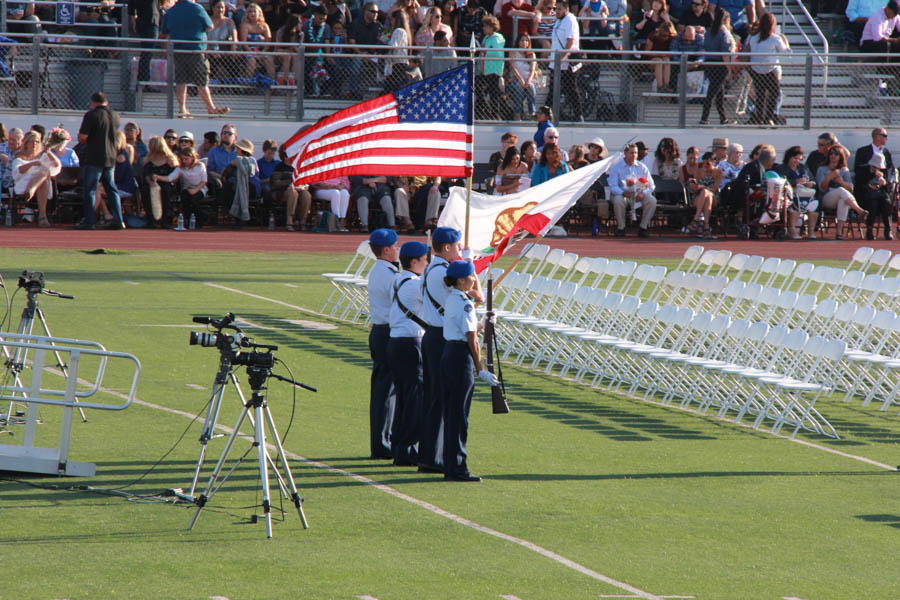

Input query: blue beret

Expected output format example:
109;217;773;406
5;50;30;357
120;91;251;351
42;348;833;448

399;241;429;258
432;226;461;244
369;228;398;247
446;260;475;279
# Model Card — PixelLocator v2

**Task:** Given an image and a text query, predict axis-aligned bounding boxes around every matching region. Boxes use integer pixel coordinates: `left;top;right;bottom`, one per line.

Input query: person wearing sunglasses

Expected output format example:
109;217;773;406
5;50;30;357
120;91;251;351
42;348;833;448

853;127;895;239
347;2;386;99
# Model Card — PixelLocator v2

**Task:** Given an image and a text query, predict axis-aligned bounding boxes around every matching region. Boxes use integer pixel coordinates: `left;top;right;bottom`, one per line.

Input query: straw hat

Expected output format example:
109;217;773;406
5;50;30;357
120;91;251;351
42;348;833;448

587;136;608;158
235;138;255;155
711;137;729;149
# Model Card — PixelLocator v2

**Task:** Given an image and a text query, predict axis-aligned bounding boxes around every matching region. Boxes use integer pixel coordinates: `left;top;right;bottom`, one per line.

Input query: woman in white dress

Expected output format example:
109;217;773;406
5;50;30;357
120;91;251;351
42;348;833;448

11;131;60;227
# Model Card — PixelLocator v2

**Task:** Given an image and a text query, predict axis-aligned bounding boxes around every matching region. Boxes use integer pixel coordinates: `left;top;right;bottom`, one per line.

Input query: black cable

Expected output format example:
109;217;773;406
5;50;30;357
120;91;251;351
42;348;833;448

2;286;21;333
0;273;9;332
273;357;298;449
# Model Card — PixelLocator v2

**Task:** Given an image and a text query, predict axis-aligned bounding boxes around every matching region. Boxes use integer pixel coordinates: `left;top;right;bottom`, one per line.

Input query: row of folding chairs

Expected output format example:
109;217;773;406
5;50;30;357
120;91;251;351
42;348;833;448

320;241;377;323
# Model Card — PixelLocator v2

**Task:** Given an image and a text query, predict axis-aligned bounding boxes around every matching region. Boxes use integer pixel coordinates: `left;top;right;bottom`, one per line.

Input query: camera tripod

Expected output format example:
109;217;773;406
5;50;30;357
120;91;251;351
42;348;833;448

1;275;83;427
189;363;313;538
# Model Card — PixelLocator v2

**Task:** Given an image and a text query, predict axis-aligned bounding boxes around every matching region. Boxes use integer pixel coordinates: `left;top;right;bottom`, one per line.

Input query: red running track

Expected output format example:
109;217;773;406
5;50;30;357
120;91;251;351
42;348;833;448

0;226;896;260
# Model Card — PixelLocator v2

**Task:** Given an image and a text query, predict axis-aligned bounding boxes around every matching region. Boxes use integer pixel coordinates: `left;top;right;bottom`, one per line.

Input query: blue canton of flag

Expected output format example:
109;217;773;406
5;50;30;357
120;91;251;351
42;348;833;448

395;63;473;126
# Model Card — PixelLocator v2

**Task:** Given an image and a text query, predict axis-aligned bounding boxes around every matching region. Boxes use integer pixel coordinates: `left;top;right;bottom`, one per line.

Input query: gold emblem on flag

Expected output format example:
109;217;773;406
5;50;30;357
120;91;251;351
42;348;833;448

491;202;537;246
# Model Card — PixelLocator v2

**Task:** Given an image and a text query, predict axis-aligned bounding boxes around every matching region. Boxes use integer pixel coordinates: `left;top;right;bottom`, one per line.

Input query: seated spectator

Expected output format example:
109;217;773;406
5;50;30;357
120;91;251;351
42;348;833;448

534;0;556;51
716;142;744;190
416;5;455;45
651;137;682;180
646;21;677;92
312;175;351;231
585;137;608;164
164;129;178;153
859;0;900;56
209;0;239;80
817;146;867;240
206;124;260;214
534;105;554;151
607;142;657;237
0;127;24;192
11;130;59;227
496;146;531;194
863;154;894;239
256;139;280;196
272;146;311;231
846;0;890;43
520;140;538;169
634;0;672;44
141;136;178;228
530;141;570;186
240;3;277;79
390;175;422;233
229;138;258;226
177;131;195;153
544;127;569;161
670;24;705;67
429;30;459;76
777;145;819;239
351;175;395;233
97;131;138;223
124;122;148;170
806;132;838;176
198;131;218;160
274;14;302;76
500;0;537;45
155;147;209;227
686;155;721;237
579;0;612;48
489;132;519;175
678;145;701;184
568;145;589;170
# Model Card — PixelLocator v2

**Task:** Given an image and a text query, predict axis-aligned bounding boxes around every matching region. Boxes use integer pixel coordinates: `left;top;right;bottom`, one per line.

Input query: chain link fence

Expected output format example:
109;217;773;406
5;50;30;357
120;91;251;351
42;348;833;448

1;31;898;129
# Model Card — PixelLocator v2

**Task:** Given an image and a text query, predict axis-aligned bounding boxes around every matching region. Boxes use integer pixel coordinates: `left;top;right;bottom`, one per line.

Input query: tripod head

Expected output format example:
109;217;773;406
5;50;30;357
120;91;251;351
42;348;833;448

17;271;74;301
189;313;277;364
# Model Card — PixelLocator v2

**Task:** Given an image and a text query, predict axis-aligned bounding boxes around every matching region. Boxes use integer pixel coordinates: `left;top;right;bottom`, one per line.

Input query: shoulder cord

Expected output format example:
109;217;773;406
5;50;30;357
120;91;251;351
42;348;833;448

393;277;429;329
422;262;445;315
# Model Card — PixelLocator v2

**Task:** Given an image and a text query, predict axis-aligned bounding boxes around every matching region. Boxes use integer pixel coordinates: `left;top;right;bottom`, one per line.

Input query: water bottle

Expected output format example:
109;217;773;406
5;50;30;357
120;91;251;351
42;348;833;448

591;217;598;237
268;214;276;230
175;213;185;231
189;214;196;230
3;206;9;227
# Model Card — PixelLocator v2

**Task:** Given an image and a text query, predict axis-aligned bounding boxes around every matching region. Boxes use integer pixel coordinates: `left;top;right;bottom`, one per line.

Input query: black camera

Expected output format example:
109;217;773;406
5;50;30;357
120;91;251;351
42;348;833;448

234;350;275;369
188;330;244;349
18;271;45;294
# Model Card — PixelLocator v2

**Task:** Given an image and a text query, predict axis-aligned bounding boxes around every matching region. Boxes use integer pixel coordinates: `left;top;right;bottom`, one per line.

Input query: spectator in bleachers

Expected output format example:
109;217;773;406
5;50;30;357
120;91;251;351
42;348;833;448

496;146;531;193
391;175;424;232
534;0;557;51
177;131;195;152
608;142;657;237
229;138;258;226
669;25;705;89
274;12;303;76
548;0;584;122
348;2;387;98
428;30;459;76
651;137;682;179
312;175;352;231
240;3;277;79
716;142;743;189
745;12;790;126
208;0;239;80
275;145;312;231
458;0;487;47
568;144;589;169
585;137;607;163
545;127;570;161
352;175;396;232
646;21;677;91
164;129;178;152
686;155;721;237
476;15;507;118
677;0;711;33
141;135;178;227
198;130;218;160
634;0;672;44
385;9;413;90
303;6;335;95
441;0;461;40
605;0;628;36
854;127;894;239
817;145;867;240
160;0;231;116
700;8;736;125
500;0;538;47
520;140;538;169
0;35;16;79
579;0;612;46
11;131;58;228
530;141;570;186
324;0;352;27
124;122;149;169
846;0;890;43
709;0;754;42
0;127;25;192
508;33;538;120
777;145;819;239
806;132;837;176
488;132;518;174
534;105;554;151
859;0;900;55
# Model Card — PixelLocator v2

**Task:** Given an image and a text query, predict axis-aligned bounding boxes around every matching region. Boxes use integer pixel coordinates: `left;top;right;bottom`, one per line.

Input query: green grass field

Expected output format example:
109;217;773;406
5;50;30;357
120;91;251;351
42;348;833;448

1;248;900;600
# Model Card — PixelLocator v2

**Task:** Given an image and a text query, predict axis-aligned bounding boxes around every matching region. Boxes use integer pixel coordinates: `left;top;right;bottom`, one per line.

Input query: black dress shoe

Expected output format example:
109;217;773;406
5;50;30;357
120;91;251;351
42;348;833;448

393;458;417;467
638;227;650;238
444;472;481;482
866;230;876;241
105;221;126;230
417;464;444;474
74;221;95;230
614;228;625;237
370;453;393;460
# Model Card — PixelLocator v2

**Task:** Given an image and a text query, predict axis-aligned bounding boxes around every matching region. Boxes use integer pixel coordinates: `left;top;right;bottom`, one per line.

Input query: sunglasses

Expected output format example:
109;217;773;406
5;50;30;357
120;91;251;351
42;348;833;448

164;135;176;140
222;131;235;135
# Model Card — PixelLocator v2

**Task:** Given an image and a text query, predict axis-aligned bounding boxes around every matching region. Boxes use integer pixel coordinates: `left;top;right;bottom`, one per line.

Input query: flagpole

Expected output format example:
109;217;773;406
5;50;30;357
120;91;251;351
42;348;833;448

464;38;477;250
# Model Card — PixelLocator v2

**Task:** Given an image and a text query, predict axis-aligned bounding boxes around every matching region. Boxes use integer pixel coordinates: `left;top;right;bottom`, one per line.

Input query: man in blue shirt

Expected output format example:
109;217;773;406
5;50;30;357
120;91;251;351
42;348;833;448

710;0;754;41
608;143;657;237
160;0;230;116
206;123;260;217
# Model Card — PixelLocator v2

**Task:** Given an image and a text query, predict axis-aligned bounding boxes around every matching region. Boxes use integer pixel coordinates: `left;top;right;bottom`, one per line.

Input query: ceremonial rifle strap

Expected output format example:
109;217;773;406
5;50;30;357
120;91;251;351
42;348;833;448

393;277;429;329
422;263;445;316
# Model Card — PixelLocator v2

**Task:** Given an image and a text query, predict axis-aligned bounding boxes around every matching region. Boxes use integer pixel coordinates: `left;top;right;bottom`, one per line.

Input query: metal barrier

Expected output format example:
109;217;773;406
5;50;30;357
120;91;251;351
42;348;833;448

0;32;898;129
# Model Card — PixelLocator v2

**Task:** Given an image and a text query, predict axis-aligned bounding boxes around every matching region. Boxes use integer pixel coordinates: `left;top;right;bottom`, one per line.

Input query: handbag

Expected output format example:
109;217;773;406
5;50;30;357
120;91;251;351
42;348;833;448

686;70;706;95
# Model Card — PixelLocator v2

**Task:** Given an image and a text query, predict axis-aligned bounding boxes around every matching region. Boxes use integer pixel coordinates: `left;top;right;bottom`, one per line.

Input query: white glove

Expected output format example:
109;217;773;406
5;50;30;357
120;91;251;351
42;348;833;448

461;248;473;261
478;369;499;386
479;313;496;327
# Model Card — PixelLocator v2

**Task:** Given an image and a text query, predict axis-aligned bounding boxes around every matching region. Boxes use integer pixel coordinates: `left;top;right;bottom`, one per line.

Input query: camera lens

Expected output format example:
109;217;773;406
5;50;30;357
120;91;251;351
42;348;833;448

189;331;218;347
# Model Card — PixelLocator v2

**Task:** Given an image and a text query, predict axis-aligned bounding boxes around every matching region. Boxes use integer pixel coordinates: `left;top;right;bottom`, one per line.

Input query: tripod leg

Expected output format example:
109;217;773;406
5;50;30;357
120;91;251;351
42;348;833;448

263;403;308;529
254;403;274;539
189;403;251;531
35;308;87;423
190;373;230;497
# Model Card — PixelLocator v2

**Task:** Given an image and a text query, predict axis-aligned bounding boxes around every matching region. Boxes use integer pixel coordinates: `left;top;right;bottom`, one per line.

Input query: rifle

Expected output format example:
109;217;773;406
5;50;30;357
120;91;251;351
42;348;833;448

484;274;509;414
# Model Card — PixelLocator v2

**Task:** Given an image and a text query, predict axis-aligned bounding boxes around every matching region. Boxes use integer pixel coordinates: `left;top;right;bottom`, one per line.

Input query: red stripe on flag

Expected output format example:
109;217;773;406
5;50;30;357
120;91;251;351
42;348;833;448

302;146;471;172
296;163;472;185
284;93;395;151
303;128;471;164
472;213;551;273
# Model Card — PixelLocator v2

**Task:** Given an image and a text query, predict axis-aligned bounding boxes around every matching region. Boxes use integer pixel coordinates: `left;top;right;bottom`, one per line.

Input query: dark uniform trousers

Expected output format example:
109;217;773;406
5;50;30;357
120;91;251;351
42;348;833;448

369;324;395;457
419;325;446;468
441;340;475;477
387;337;423;464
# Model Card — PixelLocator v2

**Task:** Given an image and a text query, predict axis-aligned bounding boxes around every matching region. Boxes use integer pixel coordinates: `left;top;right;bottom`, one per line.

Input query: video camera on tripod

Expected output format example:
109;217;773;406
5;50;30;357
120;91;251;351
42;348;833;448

189;313;277;369
16;270;74;300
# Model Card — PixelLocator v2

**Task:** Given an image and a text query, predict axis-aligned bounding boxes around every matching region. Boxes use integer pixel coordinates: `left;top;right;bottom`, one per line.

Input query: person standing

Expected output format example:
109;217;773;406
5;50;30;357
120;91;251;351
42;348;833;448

441;260;498;482
128;0;160;83
388;241;430;467
547;0;584;122
699;8;736;126
76;91;123;230
854;127;895;239
745;12;789;127
160;0;230;116
367;229;400;460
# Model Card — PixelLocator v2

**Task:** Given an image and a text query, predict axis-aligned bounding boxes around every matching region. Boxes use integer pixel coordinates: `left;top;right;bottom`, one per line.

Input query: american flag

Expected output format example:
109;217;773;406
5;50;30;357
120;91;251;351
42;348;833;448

284;63;474;186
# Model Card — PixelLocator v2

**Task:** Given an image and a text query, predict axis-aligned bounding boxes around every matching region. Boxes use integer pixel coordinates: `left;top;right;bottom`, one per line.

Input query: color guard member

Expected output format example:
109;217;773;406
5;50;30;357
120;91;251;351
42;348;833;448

387;241;430;466
367;228;399;459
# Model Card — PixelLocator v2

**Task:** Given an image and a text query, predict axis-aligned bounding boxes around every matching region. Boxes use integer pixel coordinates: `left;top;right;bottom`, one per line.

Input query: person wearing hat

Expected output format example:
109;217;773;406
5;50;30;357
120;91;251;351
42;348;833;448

607;142;657;237
441;260;498;482
585;137;608;164
864;153;894;239
228;138;258;226
178;131;195;153
418;227;484;473
710;137;728;164
853;127;895;238
367;228;401;459
387;240;430;467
